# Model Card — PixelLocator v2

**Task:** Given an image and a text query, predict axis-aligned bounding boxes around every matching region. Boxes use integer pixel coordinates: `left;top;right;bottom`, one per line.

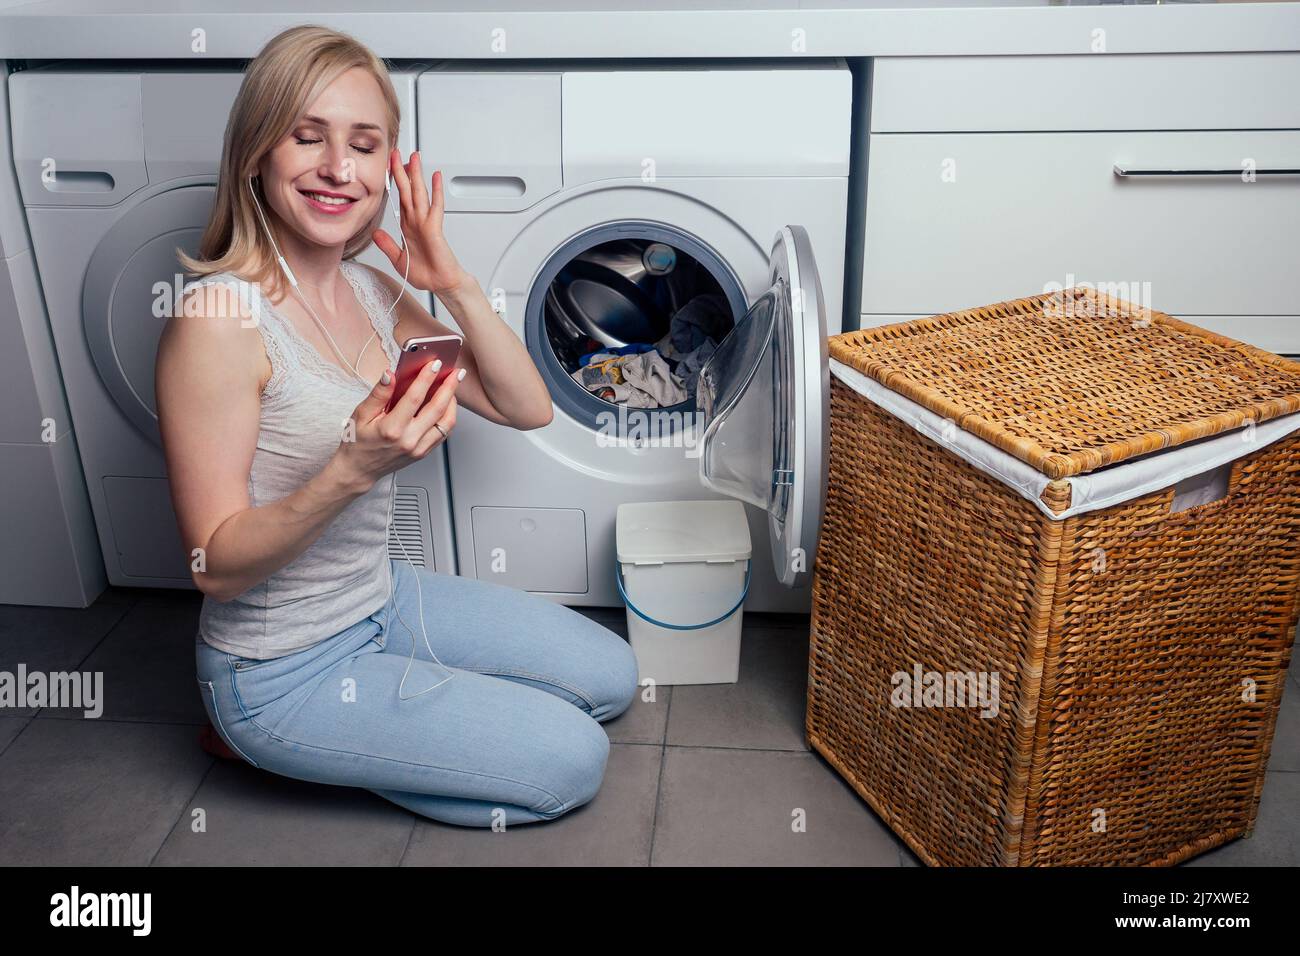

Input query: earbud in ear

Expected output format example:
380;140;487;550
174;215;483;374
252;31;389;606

386;174;401;227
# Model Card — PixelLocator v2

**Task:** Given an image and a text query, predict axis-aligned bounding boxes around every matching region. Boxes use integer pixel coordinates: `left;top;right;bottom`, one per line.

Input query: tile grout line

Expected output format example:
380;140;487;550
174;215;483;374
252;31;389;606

395;817;419;867
148;754;217;867
29;714;210;726
615;739;812;753
31;593;143;720
655;741;816;754
0;716;34;759
646;686;672;868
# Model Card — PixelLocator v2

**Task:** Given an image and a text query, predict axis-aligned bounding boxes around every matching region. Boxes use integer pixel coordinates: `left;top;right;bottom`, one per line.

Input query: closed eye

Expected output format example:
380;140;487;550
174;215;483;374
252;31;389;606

294;136;376;154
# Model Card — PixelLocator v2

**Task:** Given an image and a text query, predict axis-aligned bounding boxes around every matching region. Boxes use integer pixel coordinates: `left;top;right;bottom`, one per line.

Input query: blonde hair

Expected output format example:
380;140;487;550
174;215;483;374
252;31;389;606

178;24;400;303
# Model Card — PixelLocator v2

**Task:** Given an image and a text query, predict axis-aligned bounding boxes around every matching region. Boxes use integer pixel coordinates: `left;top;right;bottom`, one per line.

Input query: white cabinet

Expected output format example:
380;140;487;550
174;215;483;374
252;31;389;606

870;53;1300;133
860;54;1300;353
861;130;1300;317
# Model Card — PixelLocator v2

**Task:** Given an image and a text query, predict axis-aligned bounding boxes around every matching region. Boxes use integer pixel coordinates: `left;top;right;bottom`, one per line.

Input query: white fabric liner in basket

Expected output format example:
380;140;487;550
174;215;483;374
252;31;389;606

829;357;1300;521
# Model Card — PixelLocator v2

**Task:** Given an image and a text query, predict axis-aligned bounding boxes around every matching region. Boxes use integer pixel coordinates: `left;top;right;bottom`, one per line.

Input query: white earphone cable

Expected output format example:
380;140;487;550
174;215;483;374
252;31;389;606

248;173;412;384
386;480;454;700
247;169;449;702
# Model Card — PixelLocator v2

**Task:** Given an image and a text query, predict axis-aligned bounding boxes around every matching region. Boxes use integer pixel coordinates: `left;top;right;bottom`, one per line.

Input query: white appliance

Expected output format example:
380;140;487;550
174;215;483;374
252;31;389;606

0;59;102;607
8;65;455;590
419;61;852;612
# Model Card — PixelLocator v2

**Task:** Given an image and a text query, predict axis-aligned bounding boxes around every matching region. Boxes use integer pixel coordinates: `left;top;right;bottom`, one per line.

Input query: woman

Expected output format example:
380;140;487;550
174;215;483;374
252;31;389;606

156;24;639;828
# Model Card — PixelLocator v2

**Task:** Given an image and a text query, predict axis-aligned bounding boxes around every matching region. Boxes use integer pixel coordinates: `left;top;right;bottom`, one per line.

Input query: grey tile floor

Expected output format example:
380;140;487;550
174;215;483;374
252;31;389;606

1;586;1297;866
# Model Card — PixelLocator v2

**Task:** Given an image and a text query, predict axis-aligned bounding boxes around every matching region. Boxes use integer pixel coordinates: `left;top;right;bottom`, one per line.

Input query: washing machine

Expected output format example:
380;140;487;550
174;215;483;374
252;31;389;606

9;64;455;589
418;60;852;612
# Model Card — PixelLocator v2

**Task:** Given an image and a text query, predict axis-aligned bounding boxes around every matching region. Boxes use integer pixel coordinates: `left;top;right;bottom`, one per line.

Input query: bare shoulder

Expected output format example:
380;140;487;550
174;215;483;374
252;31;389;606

158;276;268;386
177;277;260;325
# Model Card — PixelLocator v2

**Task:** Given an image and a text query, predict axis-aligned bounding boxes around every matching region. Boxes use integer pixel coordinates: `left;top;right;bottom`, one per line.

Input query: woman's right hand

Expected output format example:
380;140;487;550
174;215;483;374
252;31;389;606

333;360;464;492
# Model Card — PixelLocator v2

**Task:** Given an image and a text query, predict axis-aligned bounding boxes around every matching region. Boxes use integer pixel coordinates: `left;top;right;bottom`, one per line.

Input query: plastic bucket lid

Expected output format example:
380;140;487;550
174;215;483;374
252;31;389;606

616;500;752;564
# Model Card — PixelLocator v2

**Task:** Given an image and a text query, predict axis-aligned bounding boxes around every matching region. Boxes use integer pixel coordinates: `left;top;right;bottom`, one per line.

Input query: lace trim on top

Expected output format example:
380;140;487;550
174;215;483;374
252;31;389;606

342;260;403;370
255;305;294;401
186;261;402;401
255;260;403;398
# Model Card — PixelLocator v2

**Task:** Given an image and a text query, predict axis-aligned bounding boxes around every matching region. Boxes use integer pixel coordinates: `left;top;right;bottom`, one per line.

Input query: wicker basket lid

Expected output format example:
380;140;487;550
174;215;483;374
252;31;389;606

829;288;1300;480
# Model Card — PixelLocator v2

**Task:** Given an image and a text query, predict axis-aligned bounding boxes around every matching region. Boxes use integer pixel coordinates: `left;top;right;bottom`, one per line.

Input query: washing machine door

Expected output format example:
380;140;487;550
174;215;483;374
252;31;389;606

696;225;829;587
82;184;215;447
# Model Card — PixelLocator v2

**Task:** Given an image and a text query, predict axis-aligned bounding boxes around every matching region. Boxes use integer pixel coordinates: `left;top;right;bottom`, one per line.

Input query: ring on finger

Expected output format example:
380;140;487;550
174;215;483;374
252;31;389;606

433;422;448;441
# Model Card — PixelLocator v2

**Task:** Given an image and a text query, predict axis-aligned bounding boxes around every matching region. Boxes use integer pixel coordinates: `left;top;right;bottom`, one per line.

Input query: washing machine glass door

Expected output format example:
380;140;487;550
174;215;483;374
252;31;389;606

695;225;829;587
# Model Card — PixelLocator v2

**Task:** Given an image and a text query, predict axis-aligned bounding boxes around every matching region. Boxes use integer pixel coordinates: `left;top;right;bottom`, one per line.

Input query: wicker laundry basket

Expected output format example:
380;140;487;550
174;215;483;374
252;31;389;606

808;287;1300;867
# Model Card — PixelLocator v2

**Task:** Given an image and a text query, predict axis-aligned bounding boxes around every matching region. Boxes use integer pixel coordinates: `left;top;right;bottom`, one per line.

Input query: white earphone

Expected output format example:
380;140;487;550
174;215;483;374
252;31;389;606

247;170;410;383
247;167;452;701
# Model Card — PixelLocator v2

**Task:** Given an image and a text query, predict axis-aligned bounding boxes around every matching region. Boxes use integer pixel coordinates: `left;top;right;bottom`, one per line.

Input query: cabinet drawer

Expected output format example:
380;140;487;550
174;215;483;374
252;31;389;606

871;53;1300;132
861;130;1300;318
859;314;1300;358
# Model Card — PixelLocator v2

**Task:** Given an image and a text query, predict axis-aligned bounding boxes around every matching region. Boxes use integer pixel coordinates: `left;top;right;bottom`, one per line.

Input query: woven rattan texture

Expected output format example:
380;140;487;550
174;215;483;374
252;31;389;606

808;382;1053;866
1022;437;1300;866
830;288;1300;480
807;378;1300;866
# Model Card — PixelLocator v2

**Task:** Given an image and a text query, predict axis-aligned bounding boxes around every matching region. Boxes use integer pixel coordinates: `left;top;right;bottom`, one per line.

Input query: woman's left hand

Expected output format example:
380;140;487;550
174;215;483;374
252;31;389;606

372;148;472;297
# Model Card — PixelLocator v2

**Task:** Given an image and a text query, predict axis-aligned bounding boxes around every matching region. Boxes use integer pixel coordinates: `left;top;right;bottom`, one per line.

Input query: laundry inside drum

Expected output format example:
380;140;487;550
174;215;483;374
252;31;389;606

543;238;736;411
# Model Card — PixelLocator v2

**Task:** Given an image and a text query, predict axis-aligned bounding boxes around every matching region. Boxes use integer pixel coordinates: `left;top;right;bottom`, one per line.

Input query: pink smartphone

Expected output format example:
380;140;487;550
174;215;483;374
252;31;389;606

385;333;464;414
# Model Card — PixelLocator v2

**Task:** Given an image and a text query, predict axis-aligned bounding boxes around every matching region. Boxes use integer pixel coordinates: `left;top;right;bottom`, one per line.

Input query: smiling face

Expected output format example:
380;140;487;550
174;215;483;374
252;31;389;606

257;66;392;250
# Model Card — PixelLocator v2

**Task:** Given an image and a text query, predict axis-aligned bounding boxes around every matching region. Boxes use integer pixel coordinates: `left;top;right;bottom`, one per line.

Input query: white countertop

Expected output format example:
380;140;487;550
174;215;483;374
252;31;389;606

1;1;1298;59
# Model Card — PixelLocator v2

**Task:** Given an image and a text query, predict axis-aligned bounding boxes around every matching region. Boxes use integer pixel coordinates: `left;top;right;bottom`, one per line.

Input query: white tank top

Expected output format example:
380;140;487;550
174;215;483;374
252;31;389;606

194;259;403;659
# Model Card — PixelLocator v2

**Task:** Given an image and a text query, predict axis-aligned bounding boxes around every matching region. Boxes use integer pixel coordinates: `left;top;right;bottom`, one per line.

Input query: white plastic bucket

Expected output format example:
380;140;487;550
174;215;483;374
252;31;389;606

615;500;752;686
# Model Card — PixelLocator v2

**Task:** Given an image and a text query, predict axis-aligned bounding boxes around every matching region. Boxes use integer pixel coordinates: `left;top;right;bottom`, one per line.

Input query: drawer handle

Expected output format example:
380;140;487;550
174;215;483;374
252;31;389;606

1114;164;1300;178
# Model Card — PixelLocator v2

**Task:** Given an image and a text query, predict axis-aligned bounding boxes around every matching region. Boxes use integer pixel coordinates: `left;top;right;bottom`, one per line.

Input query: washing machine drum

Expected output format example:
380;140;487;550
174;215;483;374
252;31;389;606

82;185;216;446
548;240;670;350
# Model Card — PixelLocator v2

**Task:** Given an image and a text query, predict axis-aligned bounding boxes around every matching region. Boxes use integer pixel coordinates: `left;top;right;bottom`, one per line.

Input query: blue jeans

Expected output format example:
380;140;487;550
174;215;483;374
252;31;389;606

195;560;641;827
